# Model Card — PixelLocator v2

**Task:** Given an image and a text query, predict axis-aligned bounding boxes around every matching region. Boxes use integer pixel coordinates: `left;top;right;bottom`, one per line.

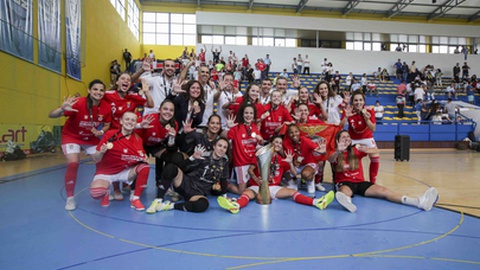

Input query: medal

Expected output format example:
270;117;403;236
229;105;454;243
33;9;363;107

106;142;114;149
193;101;199;107
297;156;304;163
251;132;257;138
212;182;221;191
165;124;171;130
139;90;144;95
264;111;270;118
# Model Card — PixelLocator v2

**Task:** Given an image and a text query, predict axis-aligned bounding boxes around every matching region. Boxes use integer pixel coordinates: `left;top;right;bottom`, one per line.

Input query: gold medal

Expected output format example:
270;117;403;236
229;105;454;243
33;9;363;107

213;182;221;191
193;101;199;107
106;142;114;150
139;90;144;95
264;111;270;118
165;124;171;130
297;156;304;163
251;132;257;138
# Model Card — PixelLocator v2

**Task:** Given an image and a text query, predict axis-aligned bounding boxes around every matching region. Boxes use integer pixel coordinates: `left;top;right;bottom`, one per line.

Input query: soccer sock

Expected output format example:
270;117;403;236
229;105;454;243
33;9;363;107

369;156;380;184
236;194;250;208
90;186;108;199
402;196;420;207
133;164;150;197
65;162;79;197
292;191;314;206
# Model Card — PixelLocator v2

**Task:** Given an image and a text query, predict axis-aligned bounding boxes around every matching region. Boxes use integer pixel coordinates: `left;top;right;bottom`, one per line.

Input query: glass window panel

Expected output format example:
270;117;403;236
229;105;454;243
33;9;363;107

184;24;196;34
184;14;196;24
364;42;371;51
439;45;448;53
419;35;426;43
225;26;236;35
252;37;259;46
440;37;448;44
213;25;224;34
458;37;466;44
432;46;439;54
263;28;274;36
263;37;274;46
346;32;354;40
252;28;259;36
201;25;213;34
184;35;196;45
144;12;156;22
432;36;439;43
237;27;247;35
156;13;169;22
202;35;212;44
448;46;457;54
275;29;285;37
399;35;407;42
157;34;169;45
212;35;224;44
237;36;248;45
346;42;354;50
143;23;155;32
171;24;183;34
354;32;362;40
408;35;418;43
225;36;236;45
372;42;381;51
143;33;155;44
408;45;417;53
364;33;371;41
372;33;381;41
354;41;363;50
285;38;296;47
391;35;398;43
418;45;426;53
171;34;183;45
449;37;458;44
171;14;183;23
156;23;169;33
275;38;285;47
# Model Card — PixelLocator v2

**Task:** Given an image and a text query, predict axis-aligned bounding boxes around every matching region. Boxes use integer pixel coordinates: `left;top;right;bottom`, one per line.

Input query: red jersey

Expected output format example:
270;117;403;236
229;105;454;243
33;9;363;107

135;115;179;147
248;153;290;186
261;104;293;141
283;135;319;166
256;62;266;71
332;147;367;184
103;90;147;129
198;51;206;62
62;97;112;145
227;123;261;166
345;107;376;140
229;96;265;119
95;130;147;175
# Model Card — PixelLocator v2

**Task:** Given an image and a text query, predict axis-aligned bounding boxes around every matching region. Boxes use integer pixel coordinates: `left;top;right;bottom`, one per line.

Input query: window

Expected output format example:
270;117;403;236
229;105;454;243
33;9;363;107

110;0;126;21
142;13;196;45
346;32;382;51
127;0;139;40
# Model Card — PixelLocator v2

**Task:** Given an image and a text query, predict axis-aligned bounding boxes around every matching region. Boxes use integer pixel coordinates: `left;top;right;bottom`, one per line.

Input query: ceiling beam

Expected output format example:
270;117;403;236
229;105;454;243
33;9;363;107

468;10;480;22
248;0;254;10
386;0;415;19
427;0;467;20
342;0;362;15
296;0;308;13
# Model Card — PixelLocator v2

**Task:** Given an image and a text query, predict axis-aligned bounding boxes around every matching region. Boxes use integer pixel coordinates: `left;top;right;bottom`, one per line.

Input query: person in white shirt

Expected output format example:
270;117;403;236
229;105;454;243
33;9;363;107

303;54;310;74
374;100;384;123
214;73;242;129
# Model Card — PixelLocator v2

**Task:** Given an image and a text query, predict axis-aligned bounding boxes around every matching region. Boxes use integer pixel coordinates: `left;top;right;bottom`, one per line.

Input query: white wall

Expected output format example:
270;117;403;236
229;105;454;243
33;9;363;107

198;44;480;78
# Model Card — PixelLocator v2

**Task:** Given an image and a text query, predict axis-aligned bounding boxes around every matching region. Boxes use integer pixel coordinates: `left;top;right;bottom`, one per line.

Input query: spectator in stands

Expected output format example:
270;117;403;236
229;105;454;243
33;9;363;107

344;72;353;92
431;111;443;125
360;73;368;93
466;82;475;104
396;93;406;118
380;68;390;82
401;62;409;83
292;57;298;75
263;54;272;78
397;80;406;95
415;99;423;124
366;80;377;97
435;68;443;87
373;67;382;80
445;83;457;99
333;71;341;92
394;59;402;80
462;62;471;81
303;54;310;75
414;83;425;102
297;54;303;74
373;100;384;124
444;98;458;121
453;63;461;88
420;100;430;123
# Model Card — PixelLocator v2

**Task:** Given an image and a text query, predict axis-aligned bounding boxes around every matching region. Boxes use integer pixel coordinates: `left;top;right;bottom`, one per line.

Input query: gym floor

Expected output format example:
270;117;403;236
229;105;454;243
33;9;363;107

1;149;479;269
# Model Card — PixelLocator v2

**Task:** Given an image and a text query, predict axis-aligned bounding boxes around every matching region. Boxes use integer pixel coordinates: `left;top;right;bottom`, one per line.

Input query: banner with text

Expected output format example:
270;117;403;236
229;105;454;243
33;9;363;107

0;124;60;154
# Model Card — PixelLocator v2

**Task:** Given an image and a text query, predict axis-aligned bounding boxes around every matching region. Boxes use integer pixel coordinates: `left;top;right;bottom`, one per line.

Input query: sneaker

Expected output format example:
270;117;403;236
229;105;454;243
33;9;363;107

146;198;162;214
315;191;334;210
335;192;357;213
131;199;145;211
101;193;110;207
65;197;76;211
157;200;174;212
113;190;124;201
167;190;181;202
287;179;298;190
217;196;240;214
418;187;439;211
307;180;315;194
108;190;114;201
315;182;326;192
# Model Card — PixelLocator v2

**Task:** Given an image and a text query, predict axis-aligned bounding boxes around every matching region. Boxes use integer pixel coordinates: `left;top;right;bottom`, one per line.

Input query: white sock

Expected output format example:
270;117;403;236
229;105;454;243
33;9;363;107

132;195;140;201
402;196;419;207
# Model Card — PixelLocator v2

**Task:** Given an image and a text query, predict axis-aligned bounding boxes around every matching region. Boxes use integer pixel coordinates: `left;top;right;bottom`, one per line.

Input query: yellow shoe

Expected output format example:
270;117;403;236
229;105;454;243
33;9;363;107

315;191;334;210
217;196;240;214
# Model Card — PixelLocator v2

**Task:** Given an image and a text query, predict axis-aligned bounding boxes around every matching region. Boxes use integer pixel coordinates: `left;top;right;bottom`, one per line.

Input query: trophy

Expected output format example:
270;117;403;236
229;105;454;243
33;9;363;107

255;144;274;204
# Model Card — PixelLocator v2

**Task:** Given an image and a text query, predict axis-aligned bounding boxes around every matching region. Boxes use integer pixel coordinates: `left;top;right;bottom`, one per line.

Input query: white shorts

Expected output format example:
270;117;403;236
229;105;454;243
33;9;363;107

248;185;283;199
234;165;251;185
352;138;377;148
62;143;96;155
295;163;319;175
93;168;135;185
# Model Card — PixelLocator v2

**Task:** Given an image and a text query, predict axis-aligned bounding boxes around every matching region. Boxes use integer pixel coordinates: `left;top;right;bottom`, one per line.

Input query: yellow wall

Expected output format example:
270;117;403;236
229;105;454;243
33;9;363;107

0;0;140;128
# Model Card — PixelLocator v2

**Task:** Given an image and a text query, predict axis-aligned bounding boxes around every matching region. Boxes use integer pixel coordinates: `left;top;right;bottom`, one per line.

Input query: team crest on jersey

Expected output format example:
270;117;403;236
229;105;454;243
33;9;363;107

138;151;144;157
98;115;103;121
242;134;246;138
278;117;282;121
123;149;128;153
152;132;156;136
84;115;88;120
119;106;123;111
127;102;131;109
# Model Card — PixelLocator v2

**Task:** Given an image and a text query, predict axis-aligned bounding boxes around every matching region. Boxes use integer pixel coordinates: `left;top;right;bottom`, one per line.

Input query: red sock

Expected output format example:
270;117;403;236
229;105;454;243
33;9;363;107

133;164;149;197
236;194;250;208
292;191;314;206
65;162;79;197
369;156;380;184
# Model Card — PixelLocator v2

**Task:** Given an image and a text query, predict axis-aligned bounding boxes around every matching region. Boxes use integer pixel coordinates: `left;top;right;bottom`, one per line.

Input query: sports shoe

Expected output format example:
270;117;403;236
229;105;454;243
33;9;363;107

65;197;76;211
131;199;145;211
315;183;326;192
113;190;124;201
217;196;240;214
315;191;334;210
167;190;181;202
418;187;439;211
287;179;298;190
335;192;357;213
101;193;110;207
146;198;162;214
157;200;174;212
307;180;315;194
